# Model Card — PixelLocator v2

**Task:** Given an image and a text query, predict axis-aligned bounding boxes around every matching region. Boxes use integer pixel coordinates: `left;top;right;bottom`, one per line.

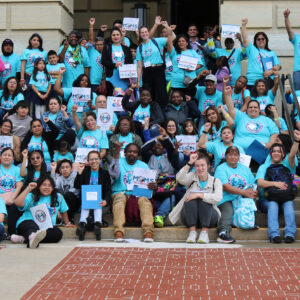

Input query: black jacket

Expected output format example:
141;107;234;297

74;166;112;206
101;43;133;78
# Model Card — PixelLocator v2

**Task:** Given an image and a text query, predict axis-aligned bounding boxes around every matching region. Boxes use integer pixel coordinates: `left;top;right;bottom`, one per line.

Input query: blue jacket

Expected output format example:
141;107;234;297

41;110;74;135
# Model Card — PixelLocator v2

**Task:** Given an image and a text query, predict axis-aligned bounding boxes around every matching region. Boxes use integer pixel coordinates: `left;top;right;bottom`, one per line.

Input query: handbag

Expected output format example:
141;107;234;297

258;52;274;89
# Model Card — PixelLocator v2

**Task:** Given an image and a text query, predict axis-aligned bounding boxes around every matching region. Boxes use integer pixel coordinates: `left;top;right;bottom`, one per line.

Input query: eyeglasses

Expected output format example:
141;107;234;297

257;38;265;41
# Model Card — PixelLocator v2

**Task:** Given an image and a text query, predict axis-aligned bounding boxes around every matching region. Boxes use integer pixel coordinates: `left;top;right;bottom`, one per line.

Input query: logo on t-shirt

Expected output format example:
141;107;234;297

28;142;43;152
228;57;235;68
246;121;263;133
1;99;15;109
0;175;16;192
143;47;153;57
29;53;44;66
81;136;98;148
37;74;47;86
203;99;215;110
228;174;246;189
124;171;133;189
2;62;11;77
96;55;103;68
112;51;125;63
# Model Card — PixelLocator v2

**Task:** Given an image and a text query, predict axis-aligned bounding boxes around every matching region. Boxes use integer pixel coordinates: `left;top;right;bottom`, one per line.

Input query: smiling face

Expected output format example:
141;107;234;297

85;115;97;130
125;144;139;164
30;152;43;168
48;98;60;113
48;54;58;65
59;161;72;178
152;141;165;156
206;108;218;123
111;30;121;44
31;120;43;136
178;37;188;51
256;81;267;96
247;101;260;118
187;26;198;38
140;90;151;106
166;120;177;136
1;121;12;135
140;27;150;41
270;146;284;164
68;34;78;47
205;80;216;95
256;34;266;49
195;158;208;178
88;152;101;171
171;92;182;106
184;121;194;134
7;78;17;93
235;76;247;90
95;95;107;109
1;149;14;166
39;179;54;197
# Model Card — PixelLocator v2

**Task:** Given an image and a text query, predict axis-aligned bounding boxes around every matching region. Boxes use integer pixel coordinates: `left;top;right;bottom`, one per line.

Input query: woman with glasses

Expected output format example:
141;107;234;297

241;18;281;91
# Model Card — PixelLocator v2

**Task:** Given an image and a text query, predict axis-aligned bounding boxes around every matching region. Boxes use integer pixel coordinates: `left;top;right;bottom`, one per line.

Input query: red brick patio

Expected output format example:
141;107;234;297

22;247;300;300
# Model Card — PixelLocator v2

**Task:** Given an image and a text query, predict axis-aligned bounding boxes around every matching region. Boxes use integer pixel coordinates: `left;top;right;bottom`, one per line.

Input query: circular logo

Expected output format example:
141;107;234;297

246;121;263;133
2;100;15;109
144;47;153;57
100;112;111;124
228;174;246;189
0;175;16;192
28;53;44;66
203;99;215;110
2;62;11;77
35;209;47;223
228;57;235;68
96;55;103;68
81;136;98;148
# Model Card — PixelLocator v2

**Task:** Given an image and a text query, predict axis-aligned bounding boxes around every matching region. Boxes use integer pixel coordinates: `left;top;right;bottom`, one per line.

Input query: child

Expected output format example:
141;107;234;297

0;197;7;242
216;56;232;91
51;160;80;223
46;50;65;84
29;58;52;118
182;120;199;141
53;140;74;163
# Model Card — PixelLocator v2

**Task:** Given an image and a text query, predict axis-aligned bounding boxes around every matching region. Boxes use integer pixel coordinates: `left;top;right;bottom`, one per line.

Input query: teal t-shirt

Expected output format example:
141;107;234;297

233;109;279;150
88;46;103;85
112;158;149;195
53;151;74;162
46;63;65;84
78;129;109;150
29;71;51;92
199;180;207;189
27;136;51;163
199;120;227;142
0;91;24;110
195;86;223;112
0;197;7;225
0;53;21;86
16;192;68;228
136;38;167;65
232;88;250;110
215;162;255;205
0;164;23;193
132;104;150;124
25;168;41;182
90;170;99;185
290;33;300;72
253;90;275;113
21;49;48;75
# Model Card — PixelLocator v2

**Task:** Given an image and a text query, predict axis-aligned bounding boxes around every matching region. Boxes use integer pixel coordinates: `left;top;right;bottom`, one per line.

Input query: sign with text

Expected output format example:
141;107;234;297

72;87;91;112
75;147;97;163
178;55;198;71
119;64;137;79
122;18;139;31
221;24;240;38
107;96;124;112
175;135;197;152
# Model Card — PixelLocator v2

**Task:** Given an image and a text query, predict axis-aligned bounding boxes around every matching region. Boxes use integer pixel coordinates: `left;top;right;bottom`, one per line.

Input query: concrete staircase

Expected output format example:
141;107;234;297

60;196;300;242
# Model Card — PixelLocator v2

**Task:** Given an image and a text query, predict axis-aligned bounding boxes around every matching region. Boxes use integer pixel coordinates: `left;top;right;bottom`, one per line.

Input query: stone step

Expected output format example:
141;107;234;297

60;226;300;242
255;211;300;227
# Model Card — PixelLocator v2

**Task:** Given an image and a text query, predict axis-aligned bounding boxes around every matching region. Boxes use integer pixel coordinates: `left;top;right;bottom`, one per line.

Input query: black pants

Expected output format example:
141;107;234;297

17;220;63;243
63;192;81;220
142;66;168;110
6;204;22;235
181;198;218;228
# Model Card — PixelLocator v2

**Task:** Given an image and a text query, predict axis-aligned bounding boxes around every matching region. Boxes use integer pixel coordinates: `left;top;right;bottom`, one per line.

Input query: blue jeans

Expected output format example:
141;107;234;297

267;200;296;239
293;70;300;90
155;195;175;217
0;224;5;242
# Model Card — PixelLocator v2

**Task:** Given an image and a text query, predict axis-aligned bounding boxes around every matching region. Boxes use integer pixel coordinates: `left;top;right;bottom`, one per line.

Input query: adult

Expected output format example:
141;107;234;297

230;76;251;111
187;24;203;53
136;22;172;109
72;109;108;159
164;118;180;144
0;39;21;87
0;76;24;120
284;9;300;90
58;30;91;88
207;34;247;86
41;97;75;146
88;18;104;92
13;177;72;248
75;151;111;241
0;148;23;235
109;143;156;242
241;18;281;90
7;101;32;142
214;146;256;243
257;136;299;243
21;119;59;165
101;27;133;96
224;85;279;151
0;119;21;162
20;33;47;89
265;104;289;135
169;153;222;244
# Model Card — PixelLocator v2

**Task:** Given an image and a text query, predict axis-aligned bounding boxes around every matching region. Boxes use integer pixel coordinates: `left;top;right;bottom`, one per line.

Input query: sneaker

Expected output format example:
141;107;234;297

186;230;197;243
284;236;294;244
11;234;25;244
198;230;209;244
28;230;46;249
76;222;86;241
144;232;154;243
154;215;164;228
217;232;236;244
270;236;282;244
114;231;124;242
94;222;101;241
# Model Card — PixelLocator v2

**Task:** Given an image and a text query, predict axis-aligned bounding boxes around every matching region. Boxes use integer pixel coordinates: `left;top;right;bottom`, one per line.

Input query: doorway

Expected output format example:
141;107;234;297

171;0;219;36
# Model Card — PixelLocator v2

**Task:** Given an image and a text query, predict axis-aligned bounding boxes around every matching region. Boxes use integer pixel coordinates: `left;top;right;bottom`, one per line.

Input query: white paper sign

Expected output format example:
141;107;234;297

0;136;13;152
239;153;251;167
30;203;53;230
178;55;198;71
107;96;124;112
119;64;137;79
221;24;240;38
75;147;97;163
86;192;98;201
176;135;197;152
122;17;139;31
132;168;157;189
72;87;91;112
96;108;113;131
297;96;300;106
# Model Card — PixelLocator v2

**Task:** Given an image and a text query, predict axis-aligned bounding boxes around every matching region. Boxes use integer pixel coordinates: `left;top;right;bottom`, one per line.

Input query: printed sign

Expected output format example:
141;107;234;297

30;203;53;230
221;24;240;38
107;96;124;112
81;185;102;211
132;168;157;189
122;18;139;31
178;55;198;71
75;147;98;163
239;153;252;168
72;87;91;112
0;136;13;152
96;108;113;131
175;135;197;152
119;64;137;79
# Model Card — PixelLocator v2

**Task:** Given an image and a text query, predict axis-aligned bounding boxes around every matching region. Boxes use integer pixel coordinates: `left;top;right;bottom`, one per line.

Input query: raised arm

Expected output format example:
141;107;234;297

223;81;236;119
54;67;66;97
71;105;82;132
161;21;173;54
219;105;234;128
89;18;95;44
14;182;37;207
241;18;249;48
284;9;295;41
197;123;210;149
149;16;161;38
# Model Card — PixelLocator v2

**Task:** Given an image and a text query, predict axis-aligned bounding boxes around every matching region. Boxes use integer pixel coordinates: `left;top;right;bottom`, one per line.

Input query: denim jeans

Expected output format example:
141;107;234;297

0;224;4;242
266;200;296;239
155;195;175;217
293;70;300;90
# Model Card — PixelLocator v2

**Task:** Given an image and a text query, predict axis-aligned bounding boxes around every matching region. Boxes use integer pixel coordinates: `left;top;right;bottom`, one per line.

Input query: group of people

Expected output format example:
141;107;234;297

0;9;299;248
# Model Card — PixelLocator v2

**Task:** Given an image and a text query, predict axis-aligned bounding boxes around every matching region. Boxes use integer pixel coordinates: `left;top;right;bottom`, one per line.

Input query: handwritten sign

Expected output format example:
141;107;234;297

75;147;98;163
72;87;91;112
178;55;198;71
221;24;240;38
122;18;139;31
119;64;137;79
96;108;113;131
175;135;197;152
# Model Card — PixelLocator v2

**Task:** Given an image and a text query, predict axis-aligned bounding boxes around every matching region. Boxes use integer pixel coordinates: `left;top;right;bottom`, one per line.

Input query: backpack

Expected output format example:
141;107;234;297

232;197;257;229
264;164;296;203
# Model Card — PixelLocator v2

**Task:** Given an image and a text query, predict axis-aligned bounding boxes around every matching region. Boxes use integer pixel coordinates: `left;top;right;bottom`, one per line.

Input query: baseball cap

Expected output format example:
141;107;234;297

205;74;217;84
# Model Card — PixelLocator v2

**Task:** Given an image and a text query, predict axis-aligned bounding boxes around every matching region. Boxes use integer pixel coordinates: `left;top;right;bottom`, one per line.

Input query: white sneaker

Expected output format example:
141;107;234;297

28;230;46;249
11;234;25;244
198;230;209;244
186;231;197;243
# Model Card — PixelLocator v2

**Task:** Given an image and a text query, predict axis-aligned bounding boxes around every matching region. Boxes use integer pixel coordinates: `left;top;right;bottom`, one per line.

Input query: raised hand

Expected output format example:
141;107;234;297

78;163;85;174
170;25;177;31
204;122;212;131
89;18;95;26
100;24;108;32
188;153;199;165
72;105;78;113
61;105;67;112
59;67;66;75
155;16;162;26
241;18;248;26
43;117;49;123
157;124;167;137
283;9;291;18
22;149;28;159
115;141;125;154
50;162;57;172
28;182;38;191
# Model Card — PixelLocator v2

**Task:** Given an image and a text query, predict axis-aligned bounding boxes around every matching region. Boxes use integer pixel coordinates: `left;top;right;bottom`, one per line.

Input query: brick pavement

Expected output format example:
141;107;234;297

22;247;300;300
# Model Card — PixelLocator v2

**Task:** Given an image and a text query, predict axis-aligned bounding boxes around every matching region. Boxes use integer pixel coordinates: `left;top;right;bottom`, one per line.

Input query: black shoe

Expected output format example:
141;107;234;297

284;236;295;244
76;222;86;241
270;236;281;243
94;222;102;241
217;232;236;244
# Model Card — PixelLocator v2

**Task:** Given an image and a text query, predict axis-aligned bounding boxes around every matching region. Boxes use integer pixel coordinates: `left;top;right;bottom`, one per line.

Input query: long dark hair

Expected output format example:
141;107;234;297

165;118;180;137
32;176;59;207
32;59;51;82
174;34;191;54
204;106;222;135
21;119;44;152
26;150;47;184
252;79;267;98
182;120;198;135
72;74;92;101
216;56;231;73
253;32;271;51
138;26;148;45
27;33;44;51
1;77;23;101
